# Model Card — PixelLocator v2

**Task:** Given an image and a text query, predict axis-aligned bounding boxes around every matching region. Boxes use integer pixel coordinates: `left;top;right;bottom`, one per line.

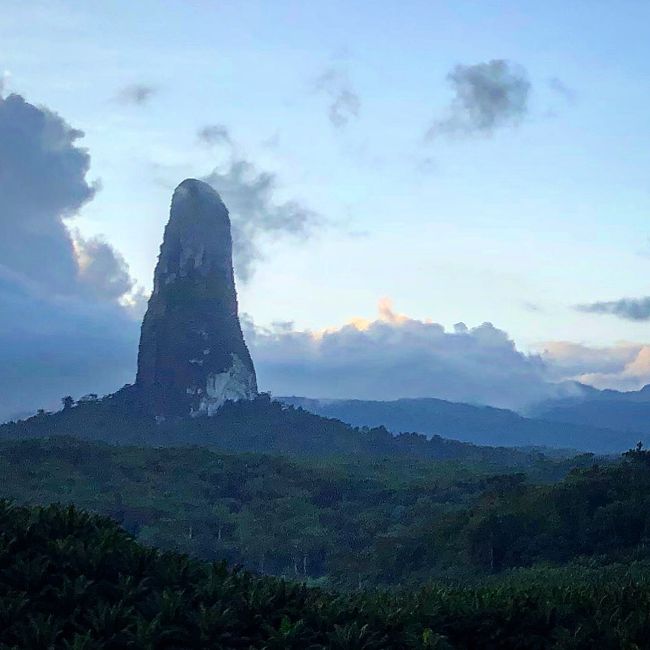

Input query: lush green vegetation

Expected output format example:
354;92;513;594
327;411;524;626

5;401;650;646
0;436;613;588
5;500;650;648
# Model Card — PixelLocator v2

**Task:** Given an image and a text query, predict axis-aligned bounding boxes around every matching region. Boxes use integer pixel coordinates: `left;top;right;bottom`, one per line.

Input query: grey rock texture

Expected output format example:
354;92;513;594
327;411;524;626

136;179;257;417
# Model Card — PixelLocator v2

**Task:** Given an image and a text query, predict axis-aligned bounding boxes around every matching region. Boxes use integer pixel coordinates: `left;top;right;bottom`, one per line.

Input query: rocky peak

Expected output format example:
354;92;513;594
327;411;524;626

136;178;257;417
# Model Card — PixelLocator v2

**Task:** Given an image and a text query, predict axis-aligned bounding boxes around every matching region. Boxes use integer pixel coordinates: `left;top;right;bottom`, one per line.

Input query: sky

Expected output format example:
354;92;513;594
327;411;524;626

2;1;650;418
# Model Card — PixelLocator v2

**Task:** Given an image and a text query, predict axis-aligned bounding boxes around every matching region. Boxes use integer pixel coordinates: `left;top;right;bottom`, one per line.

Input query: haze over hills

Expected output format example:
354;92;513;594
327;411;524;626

280;396;645;454
531;384;650;434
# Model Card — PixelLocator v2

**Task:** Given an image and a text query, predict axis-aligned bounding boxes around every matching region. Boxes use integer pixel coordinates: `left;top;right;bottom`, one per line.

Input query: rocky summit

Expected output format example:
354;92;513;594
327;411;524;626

136;178;257;417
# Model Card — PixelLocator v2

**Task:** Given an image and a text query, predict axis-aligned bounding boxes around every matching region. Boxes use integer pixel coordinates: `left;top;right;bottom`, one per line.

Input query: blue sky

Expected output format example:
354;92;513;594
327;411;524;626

2;1;650;416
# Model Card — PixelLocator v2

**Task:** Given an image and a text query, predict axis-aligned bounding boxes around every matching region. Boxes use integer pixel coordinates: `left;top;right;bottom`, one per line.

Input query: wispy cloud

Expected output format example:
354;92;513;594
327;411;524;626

548;76;576;103
577;296;650;321
427;59;530;139
204;158;319;282
115;84;158;106
314;68;360;128
200;127;320;281
197;124;232;146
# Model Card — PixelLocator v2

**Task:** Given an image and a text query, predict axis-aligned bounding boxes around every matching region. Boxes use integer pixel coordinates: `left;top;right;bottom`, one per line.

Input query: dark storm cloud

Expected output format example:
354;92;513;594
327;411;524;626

0;93;97;291
197;124;232;146
314;68;360;128
115;84;157;106
203;158;319;282
0;267;139;420
428;59;530;139
577;296;650;321
0;92;139;421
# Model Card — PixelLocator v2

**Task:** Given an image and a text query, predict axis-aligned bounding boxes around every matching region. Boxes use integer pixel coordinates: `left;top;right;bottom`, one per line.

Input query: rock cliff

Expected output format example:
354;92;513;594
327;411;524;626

136;179;257;417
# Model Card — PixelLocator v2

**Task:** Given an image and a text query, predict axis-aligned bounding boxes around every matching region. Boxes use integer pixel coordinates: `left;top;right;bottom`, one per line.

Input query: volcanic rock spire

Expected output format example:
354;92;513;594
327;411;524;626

136;178;257;417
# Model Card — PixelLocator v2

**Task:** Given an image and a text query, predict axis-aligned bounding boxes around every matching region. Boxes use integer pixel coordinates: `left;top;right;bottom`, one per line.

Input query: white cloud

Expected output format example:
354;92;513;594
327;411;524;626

245;298;556;411
539;341;650;391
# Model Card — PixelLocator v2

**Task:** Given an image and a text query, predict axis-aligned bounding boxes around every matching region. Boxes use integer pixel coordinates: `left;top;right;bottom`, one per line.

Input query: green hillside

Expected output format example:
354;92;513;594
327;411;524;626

0;391;560;467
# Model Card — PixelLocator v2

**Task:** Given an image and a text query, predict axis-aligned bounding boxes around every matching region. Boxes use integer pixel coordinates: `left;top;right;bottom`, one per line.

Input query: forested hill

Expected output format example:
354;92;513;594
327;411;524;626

0;436;616;587
280;396;640;453
0;391;559;467
4;438;650;586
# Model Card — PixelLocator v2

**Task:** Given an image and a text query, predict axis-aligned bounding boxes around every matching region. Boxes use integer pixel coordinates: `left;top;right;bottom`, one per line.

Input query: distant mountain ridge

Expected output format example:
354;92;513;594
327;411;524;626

531;383;650;434
279;396;644;454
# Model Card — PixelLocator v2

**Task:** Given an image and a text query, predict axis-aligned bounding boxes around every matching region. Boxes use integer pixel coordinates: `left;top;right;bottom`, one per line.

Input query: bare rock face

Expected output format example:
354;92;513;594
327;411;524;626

136;179;257;417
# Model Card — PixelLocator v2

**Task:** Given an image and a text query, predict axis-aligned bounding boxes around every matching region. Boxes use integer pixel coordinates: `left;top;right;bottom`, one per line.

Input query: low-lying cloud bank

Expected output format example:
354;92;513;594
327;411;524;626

245;299;574;412
246;302;650;411
540;341;650;392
